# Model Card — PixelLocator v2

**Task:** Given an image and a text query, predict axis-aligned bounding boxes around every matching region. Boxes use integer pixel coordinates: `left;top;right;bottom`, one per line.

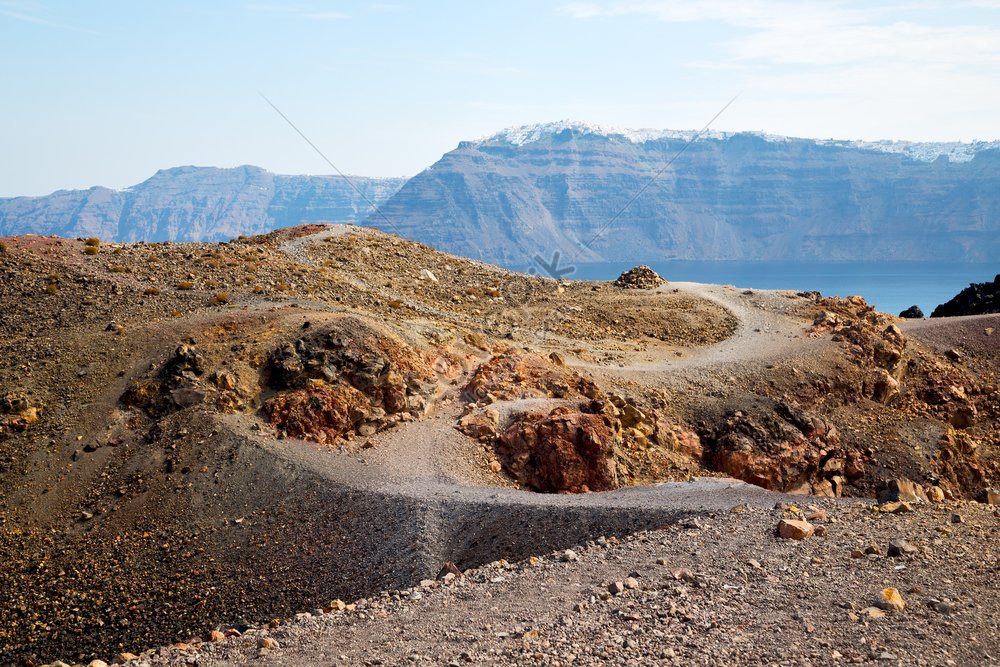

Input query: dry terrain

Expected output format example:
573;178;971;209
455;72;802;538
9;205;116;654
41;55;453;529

0;225;996;667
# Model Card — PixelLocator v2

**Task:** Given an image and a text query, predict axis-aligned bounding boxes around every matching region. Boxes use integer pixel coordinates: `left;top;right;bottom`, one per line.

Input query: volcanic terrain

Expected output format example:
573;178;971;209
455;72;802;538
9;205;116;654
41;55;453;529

0;226;996;666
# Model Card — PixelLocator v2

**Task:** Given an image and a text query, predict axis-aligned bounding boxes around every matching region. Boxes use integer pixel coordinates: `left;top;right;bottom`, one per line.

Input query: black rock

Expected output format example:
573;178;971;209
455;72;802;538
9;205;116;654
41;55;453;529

931;274;1000;317
898;305;924;318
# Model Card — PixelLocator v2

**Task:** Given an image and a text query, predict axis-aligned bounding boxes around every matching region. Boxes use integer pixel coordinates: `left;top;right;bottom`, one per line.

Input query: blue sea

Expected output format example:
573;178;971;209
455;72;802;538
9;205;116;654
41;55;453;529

563;261;996;317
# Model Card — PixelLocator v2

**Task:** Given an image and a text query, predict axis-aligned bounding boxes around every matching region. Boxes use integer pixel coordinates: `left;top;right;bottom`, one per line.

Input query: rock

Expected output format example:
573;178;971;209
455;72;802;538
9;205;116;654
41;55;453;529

457;408;500;441
806;509;827;522
931;274;1000;317
561;549;580;562
496;403;618;493
877;478;928;504
623;576;640;590
870;368;899;404
945;348;963;362
887;539;918;557
876;587;905;612
437;562;463;579
117;653;139;663
777;519;815;540
951;513;964;523
608;581;625;595
614;265;665;290
879;501;914;514
258;636;281;650
984;488;1000;505
898;305;924;318
707;404;842;493
420;268;438;283
861;606;886;619
926;486;946;503
87;661;109;667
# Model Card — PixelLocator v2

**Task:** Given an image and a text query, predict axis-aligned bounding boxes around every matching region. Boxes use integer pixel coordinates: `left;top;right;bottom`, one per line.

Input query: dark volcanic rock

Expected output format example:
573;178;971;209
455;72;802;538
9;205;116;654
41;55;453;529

899;305;924;318
931;275;1000;317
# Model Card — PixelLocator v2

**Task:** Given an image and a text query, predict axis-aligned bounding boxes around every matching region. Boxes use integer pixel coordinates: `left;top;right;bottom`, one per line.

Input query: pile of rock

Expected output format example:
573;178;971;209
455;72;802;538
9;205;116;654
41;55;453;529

931;274;1000;317
614;266;664;290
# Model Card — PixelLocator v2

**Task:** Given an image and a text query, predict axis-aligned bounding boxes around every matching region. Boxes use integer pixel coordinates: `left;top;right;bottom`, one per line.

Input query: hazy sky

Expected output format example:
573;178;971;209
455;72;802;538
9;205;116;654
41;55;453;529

2;0;999;196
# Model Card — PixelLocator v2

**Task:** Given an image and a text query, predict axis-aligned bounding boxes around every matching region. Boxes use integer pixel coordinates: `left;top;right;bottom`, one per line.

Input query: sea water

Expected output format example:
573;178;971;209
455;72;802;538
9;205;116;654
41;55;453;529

563;261;996;317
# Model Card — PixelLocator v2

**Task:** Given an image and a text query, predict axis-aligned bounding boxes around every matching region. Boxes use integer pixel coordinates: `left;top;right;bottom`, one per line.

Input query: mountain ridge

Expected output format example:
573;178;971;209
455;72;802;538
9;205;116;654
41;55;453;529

0;165;406;243
368;123;1000;266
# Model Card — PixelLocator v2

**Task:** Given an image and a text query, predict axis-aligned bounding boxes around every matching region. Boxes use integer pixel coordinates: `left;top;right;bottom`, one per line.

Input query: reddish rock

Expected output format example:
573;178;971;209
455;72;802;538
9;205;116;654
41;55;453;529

464;352;602;403
497;403;618;493
262;382;369;443
707;403;844;493
777;519;815;540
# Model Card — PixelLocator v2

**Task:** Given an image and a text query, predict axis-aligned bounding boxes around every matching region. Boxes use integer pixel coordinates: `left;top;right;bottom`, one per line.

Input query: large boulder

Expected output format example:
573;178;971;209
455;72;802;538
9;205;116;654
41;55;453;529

497;403;618;493
899;305;924;318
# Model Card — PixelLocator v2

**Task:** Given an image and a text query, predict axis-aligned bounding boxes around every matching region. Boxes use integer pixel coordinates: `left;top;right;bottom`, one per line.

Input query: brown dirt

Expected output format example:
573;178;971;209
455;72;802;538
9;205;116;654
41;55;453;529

0;226;997;666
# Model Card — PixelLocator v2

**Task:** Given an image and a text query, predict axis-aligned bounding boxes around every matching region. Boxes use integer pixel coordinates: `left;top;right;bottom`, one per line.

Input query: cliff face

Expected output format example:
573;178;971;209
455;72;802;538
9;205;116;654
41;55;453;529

0;166;405;242
366;126;1000;265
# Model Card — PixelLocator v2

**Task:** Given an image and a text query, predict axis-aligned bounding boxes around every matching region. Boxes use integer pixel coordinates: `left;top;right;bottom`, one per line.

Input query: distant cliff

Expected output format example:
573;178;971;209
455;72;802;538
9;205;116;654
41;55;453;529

0;165;405;242
366;122;1000;266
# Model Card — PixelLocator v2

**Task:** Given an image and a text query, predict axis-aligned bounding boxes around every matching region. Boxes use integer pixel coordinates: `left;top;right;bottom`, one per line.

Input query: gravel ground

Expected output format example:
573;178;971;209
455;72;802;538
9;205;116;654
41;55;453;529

129;499;999;667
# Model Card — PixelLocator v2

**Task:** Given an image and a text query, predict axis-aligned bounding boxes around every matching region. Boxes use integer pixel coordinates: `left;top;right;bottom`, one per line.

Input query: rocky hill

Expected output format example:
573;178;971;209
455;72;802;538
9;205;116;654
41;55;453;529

368;122;1000;266
932;274;1000;317
0;226;997;666
0;166;405;242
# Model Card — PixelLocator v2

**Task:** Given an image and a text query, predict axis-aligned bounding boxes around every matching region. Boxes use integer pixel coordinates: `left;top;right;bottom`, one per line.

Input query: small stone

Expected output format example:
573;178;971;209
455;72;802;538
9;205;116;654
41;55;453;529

117;654;139;663
623;577;640;590
985;489;1000;506
861;606;886;619
437;562;463;579
926;486;945;503
806;509;827;522
87;661;109;667
951;513;965;523
777;519;814;540
887;539;918;557
258;637;281;650
207;630;225;642
879;500;914;514
561;549;579;562
409;590;423;601
488;460;502;473
608;581;625;595
876;587;905;612
325;599;347;612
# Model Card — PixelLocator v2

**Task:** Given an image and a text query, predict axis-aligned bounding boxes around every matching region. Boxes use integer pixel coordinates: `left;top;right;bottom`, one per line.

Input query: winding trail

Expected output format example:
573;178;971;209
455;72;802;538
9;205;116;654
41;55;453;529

245;228;825;589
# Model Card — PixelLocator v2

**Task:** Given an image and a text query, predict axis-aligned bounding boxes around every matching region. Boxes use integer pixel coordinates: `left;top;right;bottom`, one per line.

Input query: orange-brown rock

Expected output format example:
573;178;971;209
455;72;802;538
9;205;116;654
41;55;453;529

707;403;846;493
497;403;618;493
777;519;815;540
262;382;369;444
463;352;602;403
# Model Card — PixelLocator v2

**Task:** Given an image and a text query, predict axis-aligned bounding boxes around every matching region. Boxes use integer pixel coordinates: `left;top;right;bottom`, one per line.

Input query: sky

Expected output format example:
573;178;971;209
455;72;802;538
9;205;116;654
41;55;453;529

2;0;1000;197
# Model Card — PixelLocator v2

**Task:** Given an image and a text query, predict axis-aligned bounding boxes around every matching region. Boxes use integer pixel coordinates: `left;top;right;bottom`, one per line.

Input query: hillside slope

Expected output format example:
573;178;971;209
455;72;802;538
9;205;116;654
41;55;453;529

0;226;996;665
368;122;1000;266
0;166;405;242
